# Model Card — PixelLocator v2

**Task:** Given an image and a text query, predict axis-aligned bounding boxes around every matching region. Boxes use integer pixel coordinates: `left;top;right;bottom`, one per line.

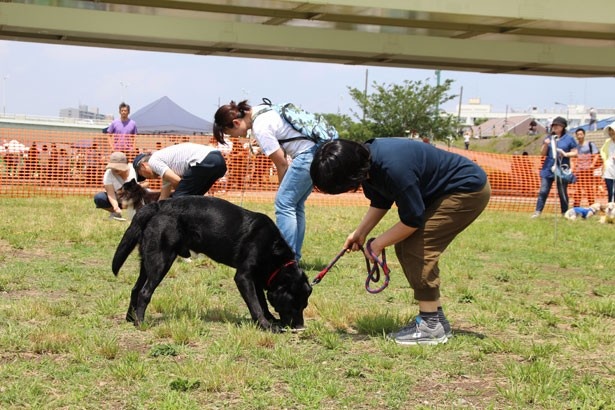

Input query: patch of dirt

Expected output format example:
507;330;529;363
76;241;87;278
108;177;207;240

0;238;49;262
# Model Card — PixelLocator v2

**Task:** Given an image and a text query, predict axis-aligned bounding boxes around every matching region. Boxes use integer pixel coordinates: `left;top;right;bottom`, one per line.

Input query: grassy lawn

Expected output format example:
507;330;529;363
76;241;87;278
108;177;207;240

0;196;613;409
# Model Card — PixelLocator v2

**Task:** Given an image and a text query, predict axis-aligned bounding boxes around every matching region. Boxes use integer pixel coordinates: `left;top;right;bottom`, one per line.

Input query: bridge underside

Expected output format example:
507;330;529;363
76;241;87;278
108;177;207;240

1;0;614;77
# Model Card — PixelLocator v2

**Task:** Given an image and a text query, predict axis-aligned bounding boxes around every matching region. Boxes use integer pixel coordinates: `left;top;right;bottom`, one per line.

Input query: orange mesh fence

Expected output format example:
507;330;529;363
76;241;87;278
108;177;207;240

0;129;607;212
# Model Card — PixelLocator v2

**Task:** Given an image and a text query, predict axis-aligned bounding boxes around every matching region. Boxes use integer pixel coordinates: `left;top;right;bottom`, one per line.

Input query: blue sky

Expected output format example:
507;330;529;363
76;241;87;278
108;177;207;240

1;40;613;121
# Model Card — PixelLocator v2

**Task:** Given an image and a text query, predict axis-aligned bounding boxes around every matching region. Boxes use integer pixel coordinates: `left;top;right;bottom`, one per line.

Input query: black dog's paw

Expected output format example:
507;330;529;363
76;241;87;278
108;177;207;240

125;308;136;323
257;319;283;333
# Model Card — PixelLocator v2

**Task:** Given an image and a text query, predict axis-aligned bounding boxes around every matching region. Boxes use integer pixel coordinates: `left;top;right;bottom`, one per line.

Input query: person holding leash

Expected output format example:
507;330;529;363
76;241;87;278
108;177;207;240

310;138;490;345
213;100;320;262
531;116;578;218
133;142;226;200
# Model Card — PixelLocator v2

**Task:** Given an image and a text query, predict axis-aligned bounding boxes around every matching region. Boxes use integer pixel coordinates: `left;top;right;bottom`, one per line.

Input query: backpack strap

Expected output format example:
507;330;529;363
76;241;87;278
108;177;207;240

251;98;311;146
251;98;274;122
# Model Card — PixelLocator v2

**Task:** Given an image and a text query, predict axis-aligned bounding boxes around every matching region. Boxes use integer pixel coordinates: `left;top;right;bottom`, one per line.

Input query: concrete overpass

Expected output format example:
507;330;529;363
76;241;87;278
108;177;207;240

1;1;614;78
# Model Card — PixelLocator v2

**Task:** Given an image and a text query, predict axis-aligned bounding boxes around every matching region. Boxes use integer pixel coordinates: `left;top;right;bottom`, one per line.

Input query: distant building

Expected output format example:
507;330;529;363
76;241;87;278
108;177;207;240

452;98;615;131
59;104;109;121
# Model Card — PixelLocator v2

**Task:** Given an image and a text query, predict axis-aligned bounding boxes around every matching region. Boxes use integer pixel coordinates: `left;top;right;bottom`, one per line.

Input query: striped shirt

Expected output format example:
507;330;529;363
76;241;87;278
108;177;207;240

148;143;218;180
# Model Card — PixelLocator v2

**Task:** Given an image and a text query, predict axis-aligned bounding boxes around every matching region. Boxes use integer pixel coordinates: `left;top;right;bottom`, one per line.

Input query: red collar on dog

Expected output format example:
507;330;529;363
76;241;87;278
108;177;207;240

267;260;296;288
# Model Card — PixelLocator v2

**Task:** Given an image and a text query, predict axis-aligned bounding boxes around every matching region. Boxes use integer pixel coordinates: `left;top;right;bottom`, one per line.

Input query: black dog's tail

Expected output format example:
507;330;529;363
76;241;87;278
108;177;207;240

112;202;160;276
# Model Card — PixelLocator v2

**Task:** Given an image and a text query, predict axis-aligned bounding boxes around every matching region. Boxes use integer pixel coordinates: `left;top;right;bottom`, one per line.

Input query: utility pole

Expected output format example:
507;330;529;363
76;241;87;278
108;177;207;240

457;86;463;125
2;75;8;116
363;68;368;121
434;70;441;119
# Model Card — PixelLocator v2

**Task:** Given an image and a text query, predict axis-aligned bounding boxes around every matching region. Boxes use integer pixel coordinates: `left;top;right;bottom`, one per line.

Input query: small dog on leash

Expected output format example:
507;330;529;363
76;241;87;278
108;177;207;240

599;202;615;224
117;179;161;219
564;203;601;221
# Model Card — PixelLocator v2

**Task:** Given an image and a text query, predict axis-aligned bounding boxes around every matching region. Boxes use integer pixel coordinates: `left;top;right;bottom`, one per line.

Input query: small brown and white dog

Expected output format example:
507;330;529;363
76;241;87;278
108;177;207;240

117;179;160;220
599;202;615;224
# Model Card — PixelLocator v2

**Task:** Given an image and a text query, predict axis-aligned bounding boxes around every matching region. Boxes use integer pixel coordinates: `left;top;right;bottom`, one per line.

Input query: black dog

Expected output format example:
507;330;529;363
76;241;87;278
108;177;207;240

117;179;160;211
112;196;312;331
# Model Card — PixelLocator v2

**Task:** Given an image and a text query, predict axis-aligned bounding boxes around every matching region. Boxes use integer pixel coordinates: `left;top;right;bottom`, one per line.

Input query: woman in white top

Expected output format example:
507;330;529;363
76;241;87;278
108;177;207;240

93;151;137;221
599;122;615;202
213;99;318;262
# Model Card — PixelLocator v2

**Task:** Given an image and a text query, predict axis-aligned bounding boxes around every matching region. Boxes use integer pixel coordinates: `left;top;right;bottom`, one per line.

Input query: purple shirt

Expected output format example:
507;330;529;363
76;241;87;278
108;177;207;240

107;119;137;151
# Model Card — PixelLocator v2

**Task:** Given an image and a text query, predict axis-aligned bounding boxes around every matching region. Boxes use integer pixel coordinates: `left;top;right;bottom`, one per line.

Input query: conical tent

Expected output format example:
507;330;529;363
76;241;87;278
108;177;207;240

131;96;213;134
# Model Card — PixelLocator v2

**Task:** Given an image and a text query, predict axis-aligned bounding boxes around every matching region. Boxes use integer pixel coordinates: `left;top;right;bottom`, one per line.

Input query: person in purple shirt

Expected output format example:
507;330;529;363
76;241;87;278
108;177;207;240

107;102;137;152
310;138;491;345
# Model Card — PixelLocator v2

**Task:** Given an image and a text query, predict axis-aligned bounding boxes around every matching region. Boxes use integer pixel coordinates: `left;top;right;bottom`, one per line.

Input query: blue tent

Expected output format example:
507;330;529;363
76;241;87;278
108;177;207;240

131;96;213;134
571;116;615;133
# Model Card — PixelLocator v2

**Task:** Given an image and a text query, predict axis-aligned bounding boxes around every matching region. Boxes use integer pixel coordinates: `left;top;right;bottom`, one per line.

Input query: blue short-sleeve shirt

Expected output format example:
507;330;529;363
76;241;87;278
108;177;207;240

362;138;487;228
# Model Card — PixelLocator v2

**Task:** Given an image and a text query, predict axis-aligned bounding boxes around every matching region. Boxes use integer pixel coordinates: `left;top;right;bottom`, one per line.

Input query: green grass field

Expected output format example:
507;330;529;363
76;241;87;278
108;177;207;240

0;197;613;409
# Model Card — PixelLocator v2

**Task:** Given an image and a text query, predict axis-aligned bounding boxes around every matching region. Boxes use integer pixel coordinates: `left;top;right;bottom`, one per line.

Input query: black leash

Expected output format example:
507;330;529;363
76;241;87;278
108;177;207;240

311;238;391;294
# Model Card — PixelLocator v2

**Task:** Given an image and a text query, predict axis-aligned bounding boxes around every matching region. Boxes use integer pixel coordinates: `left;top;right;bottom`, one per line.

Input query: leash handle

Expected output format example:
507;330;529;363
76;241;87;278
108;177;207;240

311;239;391;294
363;238;391;294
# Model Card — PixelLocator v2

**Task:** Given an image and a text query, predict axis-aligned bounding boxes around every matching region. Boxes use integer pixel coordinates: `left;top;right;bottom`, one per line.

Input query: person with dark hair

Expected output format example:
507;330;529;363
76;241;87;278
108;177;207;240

531;116;578;218
572;128;598;207
310;138;491;345
133;142;226;200
213;99;321;261
107;102;137;152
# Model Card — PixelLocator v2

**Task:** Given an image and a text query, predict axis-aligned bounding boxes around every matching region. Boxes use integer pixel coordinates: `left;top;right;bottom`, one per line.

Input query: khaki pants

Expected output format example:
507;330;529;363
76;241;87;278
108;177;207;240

394;181;491;301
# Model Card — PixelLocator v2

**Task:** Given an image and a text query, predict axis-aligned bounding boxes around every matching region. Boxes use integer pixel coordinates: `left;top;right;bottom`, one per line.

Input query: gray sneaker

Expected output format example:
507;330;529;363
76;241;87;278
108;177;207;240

440;316;453;338
109;212;126;221
388;317;448;345
389;316;453;339
530;211;541;219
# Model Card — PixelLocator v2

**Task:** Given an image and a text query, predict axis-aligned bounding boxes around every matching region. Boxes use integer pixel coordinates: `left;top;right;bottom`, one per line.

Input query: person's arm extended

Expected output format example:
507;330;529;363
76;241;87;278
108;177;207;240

158;183;173;200
162;169;181;188
159;169;180;200
343;206;389;251
368;221;417;260
540;138;551;156
269;148;289;183
105;184;121;213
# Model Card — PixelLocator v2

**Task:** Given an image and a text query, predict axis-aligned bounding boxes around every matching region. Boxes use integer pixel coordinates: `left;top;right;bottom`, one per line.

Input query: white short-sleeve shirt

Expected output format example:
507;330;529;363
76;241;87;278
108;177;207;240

102;166;137;192
251;107;314;159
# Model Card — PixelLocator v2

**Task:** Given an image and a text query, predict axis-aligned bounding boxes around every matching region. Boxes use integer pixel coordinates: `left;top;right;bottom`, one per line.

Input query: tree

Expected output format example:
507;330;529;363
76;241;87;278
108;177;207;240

347;79;459;141
321;113;373;141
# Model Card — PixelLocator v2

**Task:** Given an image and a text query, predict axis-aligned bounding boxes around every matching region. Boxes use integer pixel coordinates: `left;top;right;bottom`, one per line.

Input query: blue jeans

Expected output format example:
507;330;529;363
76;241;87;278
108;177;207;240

535;176;569;214
275;146;316;261
93;191;112;209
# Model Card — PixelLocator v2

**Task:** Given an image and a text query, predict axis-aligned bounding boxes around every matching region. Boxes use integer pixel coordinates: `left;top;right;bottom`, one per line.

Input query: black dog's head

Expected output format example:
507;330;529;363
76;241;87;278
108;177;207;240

267;264;312;330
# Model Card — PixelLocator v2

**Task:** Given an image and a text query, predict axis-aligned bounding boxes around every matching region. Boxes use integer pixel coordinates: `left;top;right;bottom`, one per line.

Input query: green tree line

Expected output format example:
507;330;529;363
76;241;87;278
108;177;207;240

320;78;460;142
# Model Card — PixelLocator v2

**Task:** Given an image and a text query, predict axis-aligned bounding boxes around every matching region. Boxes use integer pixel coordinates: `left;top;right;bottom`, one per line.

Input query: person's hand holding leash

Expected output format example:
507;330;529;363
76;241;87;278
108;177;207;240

343;230;366;253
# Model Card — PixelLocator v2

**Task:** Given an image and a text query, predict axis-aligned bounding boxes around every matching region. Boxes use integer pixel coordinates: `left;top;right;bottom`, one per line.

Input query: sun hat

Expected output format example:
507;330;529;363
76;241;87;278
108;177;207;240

603;122;615;138
551;116;568;128
106;151;130;172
